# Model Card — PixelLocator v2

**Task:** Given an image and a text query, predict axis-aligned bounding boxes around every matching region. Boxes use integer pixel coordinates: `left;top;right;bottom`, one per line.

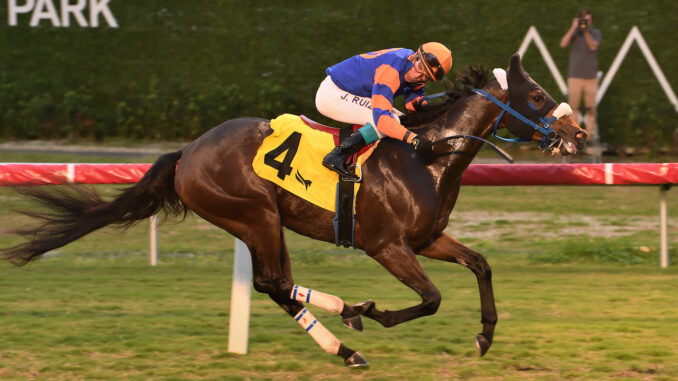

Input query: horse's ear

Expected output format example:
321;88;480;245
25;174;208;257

507;53;527;84
509;53;521;68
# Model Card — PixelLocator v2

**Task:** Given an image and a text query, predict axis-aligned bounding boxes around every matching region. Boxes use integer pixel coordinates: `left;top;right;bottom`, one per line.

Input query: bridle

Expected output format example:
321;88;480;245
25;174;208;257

472;88;559;150
428;84;571;162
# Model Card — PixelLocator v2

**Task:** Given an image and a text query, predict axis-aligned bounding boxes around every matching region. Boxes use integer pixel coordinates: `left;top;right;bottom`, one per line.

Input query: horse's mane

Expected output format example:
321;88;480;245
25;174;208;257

401;64;492;127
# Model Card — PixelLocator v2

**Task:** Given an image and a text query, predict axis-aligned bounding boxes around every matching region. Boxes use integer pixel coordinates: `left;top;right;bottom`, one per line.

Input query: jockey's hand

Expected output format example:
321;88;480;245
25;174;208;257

411;136;437;163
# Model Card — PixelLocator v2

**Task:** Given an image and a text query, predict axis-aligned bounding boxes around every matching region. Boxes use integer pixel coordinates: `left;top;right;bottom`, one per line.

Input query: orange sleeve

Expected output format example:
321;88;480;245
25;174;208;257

373;64;400;96
376;115;414;143
372;64;412;141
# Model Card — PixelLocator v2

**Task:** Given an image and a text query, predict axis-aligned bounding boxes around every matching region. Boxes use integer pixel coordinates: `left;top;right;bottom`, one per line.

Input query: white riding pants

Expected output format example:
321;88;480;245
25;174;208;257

315;76;401;139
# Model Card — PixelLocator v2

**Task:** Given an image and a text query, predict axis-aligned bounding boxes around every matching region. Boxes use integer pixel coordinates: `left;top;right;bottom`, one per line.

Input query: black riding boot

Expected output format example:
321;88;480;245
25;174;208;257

322;131;367;181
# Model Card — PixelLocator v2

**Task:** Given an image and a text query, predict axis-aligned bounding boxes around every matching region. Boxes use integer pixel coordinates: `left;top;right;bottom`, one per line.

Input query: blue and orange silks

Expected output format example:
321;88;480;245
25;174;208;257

252;114;377;212
326;48;426;143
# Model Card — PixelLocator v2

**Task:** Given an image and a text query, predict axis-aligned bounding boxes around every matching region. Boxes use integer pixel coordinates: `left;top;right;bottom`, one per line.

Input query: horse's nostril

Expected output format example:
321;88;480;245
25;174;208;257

575;131;587;141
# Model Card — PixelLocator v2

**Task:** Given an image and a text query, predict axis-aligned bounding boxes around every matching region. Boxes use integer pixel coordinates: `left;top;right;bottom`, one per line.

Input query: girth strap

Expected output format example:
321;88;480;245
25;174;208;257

334;128;356;248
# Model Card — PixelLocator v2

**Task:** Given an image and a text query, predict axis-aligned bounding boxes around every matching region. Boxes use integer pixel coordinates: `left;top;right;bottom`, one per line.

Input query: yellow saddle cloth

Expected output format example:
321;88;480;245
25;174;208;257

252;114;375;212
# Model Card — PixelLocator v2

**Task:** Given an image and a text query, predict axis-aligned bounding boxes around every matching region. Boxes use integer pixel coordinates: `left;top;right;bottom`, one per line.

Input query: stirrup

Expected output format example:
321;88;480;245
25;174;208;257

342;163;362;183
323;156;360;181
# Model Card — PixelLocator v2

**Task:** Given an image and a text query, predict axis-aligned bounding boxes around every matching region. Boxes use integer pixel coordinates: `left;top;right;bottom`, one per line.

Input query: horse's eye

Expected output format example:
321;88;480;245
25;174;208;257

534;95;544;102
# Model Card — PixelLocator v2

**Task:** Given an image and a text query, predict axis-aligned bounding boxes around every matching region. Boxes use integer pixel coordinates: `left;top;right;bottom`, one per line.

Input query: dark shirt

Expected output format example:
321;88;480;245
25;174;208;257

568;28;602;79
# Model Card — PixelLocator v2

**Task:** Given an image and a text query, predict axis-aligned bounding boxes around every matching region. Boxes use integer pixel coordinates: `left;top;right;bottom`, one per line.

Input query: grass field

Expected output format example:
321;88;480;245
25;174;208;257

1;151;677;380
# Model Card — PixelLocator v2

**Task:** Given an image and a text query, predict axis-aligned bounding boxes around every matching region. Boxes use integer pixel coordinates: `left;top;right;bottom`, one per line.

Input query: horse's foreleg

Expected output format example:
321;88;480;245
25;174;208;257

417;233;497;356
356;242;441;328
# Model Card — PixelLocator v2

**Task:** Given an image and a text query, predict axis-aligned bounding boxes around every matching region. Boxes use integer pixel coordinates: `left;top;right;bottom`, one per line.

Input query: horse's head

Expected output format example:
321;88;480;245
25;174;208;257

496;54;587;155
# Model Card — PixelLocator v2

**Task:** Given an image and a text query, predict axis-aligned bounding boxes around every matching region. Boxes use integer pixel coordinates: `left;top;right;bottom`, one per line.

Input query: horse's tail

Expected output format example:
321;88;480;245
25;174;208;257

1;150;187;266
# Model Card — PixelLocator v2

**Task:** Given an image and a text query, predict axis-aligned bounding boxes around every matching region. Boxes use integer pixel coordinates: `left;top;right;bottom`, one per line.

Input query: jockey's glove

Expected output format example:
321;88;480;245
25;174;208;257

411;136;437;164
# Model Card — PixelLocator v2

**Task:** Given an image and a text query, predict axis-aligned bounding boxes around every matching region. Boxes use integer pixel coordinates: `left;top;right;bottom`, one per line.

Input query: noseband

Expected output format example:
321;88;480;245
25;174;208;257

472;89;558;149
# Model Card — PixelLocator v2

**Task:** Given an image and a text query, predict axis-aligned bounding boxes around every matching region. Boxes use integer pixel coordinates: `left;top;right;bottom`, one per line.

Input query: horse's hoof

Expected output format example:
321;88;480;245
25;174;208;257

342;314;363;332
475;332;492;357
351;300;375;314
344;351;369;367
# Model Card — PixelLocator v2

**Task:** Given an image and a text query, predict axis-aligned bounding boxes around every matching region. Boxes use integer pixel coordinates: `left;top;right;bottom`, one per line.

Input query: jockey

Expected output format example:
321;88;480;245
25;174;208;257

317;42;453;180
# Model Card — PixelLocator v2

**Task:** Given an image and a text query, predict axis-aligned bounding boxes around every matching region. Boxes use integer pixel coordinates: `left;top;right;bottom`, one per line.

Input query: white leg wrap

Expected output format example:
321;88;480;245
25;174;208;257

291;285;343;314
294;308;341;354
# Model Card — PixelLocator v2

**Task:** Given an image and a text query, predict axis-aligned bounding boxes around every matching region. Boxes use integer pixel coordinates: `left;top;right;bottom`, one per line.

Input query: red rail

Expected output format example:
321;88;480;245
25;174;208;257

461;163;678;186
0;163;151;185
1;163;676;186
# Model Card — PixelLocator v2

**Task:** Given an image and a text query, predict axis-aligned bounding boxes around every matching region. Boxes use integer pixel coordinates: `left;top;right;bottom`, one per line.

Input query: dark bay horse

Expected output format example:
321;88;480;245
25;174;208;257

1;54;586;367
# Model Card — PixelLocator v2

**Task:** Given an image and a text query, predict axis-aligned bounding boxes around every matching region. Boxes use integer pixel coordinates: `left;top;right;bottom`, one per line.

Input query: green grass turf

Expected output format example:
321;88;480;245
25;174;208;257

2;252;677;380
1;159;677;379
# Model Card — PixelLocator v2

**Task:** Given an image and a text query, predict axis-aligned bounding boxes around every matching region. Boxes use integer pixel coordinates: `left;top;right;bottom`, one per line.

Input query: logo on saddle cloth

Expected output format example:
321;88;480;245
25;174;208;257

252;114;375;212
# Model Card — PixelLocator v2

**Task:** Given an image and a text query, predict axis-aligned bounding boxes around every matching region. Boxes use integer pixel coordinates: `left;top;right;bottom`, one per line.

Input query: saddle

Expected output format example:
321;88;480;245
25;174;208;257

300;115;362;248
300;115;372;155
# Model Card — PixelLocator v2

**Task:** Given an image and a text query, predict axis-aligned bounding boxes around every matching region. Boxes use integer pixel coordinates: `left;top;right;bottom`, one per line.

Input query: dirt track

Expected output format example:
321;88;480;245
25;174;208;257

447;210;658;240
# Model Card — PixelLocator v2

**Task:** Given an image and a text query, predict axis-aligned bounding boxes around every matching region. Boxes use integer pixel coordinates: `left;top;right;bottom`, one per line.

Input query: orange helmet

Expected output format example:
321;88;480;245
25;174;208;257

416;42;453;81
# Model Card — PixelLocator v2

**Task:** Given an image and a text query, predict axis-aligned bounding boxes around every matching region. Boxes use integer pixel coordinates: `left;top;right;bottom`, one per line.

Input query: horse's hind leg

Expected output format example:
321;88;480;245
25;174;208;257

174;158;365;365
289;284;363;332
248;226;368;367
267;295;367;366
417;233;497;356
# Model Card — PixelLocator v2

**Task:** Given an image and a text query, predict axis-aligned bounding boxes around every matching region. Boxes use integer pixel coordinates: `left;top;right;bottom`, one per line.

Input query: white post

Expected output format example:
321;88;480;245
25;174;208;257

150;215;158;266
66;164;75;183
228;239;253;354
660;185;670;268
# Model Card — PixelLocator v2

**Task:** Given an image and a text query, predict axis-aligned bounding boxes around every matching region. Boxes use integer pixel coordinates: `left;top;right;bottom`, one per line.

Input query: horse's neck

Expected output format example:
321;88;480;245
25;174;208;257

428;81;508;189
430;80;506;141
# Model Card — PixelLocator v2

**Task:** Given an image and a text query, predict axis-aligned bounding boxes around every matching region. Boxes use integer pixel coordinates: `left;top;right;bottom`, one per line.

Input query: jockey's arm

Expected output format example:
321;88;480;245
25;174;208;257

372;64;416;144
404;83;427;112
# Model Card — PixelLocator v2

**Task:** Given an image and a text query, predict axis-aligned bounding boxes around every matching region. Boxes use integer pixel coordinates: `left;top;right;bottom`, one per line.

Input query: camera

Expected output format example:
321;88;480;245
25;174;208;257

577;18;589;30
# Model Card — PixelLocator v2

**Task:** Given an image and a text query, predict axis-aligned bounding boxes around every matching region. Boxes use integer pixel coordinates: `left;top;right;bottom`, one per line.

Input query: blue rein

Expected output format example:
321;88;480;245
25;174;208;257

472;89;558;149
432;134;514;163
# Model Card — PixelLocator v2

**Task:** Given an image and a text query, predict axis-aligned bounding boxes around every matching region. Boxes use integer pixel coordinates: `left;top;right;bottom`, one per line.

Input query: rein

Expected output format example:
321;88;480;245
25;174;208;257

432;135;513;163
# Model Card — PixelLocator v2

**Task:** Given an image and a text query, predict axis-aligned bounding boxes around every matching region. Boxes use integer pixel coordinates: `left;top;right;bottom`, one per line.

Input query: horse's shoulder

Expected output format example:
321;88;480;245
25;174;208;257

362;140;433;186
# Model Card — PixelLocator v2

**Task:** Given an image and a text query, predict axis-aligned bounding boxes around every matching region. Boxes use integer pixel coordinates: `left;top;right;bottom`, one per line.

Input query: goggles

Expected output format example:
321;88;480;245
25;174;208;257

417;47;444;81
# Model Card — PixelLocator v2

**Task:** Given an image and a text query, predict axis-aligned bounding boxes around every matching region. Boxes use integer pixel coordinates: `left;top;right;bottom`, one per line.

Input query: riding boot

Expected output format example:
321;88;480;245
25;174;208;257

322;131;367;181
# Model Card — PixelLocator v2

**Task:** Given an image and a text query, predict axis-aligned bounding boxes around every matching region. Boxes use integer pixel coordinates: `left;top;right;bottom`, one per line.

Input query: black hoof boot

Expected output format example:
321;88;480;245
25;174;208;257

322;148;359;181
340;305;364;331
342;314;363;332
344;352;369;367
351;300;376;315
476;332;492;357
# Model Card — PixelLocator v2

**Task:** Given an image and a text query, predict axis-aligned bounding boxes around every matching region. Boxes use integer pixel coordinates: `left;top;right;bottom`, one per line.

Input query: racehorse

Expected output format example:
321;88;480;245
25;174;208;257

1;54;586;367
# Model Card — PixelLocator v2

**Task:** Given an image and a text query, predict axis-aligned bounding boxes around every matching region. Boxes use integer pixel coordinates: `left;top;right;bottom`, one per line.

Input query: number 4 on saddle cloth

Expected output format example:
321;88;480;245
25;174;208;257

252;114;378;247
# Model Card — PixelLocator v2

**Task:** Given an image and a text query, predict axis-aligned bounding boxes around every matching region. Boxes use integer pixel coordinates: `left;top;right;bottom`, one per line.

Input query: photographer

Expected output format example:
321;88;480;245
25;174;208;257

560;7;601;146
